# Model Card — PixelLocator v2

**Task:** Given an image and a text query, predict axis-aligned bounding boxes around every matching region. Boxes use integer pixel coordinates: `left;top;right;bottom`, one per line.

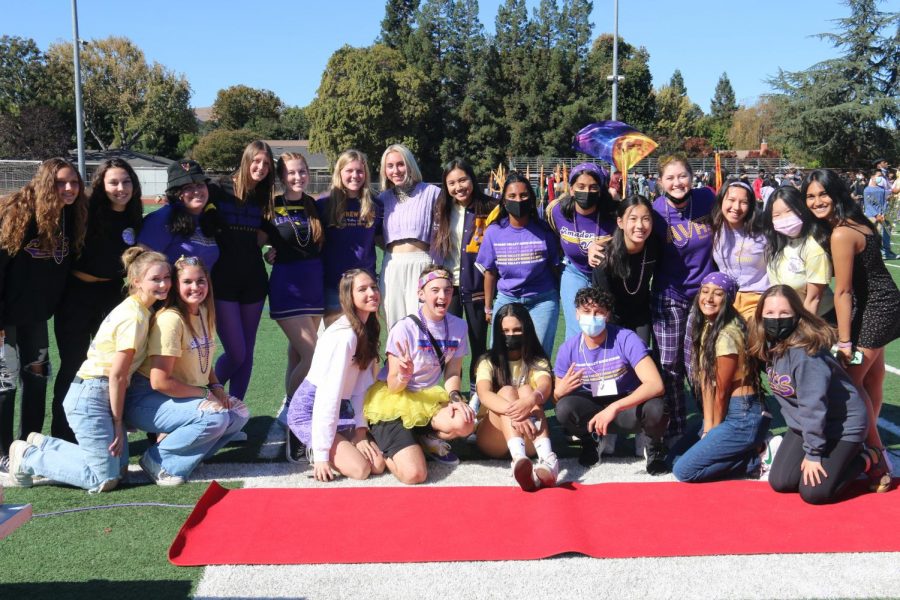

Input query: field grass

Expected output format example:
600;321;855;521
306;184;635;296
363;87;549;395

2;234;899;598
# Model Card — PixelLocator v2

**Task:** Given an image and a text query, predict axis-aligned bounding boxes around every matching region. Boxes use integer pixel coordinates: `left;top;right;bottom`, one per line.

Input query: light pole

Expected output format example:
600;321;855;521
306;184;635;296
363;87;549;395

71;0;86;179
606;0;623;121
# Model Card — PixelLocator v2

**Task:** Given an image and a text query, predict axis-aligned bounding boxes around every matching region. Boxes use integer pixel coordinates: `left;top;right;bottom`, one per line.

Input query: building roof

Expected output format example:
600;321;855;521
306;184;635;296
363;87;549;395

263;140;329;170
69;148;175;168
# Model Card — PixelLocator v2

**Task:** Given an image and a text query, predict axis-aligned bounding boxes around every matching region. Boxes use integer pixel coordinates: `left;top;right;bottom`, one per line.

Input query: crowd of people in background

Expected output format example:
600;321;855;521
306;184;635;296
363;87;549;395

1;140;898;504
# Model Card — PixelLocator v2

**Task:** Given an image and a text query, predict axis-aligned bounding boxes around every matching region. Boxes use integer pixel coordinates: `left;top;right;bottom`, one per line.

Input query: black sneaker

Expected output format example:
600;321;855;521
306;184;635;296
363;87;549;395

286;428;307;464
578;437;600;467
645;438;670;475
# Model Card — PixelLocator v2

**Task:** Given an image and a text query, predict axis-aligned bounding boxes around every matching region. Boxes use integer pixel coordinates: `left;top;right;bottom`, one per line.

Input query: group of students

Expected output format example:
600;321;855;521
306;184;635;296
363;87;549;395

0;141;897;505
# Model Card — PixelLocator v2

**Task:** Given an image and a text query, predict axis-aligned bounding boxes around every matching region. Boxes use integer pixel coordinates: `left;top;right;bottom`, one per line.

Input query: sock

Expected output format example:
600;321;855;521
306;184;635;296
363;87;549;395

507;437;527;459
534;437;553;460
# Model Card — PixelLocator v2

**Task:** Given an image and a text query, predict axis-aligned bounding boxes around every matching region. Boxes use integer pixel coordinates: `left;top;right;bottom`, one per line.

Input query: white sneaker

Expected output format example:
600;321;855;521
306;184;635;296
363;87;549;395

139;453;185;487
0;441;33;488
534;452;559;488
512;455;537;491
758;434;783;480
26;432;46;448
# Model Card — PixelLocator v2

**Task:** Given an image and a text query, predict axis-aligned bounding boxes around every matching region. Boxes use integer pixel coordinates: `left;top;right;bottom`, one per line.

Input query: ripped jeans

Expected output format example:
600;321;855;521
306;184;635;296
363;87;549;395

0;322;51;456
125;374;248;479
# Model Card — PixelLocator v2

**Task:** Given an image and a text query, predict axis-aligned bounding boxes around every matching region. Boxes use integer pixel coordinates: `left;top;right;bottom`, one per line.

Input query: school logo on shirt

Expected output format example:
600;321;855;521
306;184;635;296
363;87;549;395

417;337;460;362
559;226;597;252
464;217;488;253
122;227;136;246
23;236;69;261
667;221;711;245
766;367;796;397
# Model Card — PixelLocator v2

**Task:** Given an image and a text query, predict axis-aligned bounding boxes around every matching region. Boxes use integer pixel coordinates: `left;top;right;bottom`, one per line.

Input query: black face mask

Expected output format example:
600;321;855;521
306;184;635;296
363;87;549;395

506;201;529;219
504;333;524;351
763;317;797;342
574;190;600;209
664;190;691;207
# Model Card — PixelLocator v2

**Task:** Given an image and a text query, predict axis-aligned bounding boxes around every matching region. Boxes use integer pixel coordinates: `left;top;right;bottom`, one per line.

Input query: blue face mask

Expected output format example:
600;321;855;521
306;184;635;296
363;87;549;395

578;314;607;337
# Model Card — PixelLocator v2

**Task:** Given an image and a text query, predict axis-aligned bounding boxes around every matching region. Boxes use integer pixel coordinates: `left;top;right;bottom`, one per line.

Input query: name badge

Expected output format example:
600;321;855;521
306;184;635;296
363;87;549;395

591;378;618;397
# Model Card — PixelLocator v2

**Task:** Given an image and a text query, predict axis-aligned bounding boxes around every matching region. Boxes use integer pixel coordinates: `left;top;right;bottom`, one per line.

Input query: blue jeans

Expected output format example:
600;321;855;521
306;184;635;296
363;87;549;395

560;261;592;339
669;394;770;482
22;378;127;492
125;375;248;479
492;289;559;358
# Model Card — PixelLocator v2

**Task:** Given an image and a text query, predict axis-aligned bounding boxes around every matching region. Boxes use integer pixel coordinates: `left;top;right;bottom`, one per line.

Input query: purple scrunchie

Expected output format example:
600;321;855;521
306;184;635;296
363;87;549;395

569;162;610;186
700;271;738;303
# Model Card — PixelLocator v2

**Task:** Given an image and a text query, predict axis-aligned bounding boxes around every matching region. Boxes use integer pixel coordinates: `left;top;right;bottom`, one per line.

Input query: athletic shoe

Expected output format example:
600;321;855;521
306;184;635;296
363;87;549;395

139;453;185;487
286;428;308;464
512;455;537;491
0;441;33;488
645;438;669;476
418;433;460;466
578;437;601;467
758;434;783;480
26;432;46;448
634;432;648;458
601;433;617;456
534;453;559;488
276;396;290;430
226;430;248;446
0;351;15;392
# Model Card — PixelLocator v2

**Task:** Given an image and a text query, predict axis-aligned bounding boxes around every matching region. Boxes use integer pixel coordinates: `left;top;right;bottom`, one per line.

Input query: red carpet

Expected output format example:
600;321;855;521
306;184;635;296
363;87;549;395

169;480;899;566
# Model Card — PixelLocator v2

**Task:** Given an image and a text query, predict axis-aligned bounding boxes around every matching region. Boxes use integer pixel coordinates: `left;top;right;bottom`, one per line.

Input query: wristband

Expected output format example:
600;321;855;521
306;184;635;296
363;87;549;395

484;306;493;315
837;340;853;349
449;390;464;403
209;383;224;390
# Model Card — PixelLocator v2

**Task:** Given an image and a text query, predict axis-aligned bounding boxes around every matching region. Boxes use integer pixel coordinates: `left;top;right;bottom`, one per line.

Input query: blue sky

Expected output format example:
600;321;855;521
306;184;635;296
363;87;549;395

5;0;864;113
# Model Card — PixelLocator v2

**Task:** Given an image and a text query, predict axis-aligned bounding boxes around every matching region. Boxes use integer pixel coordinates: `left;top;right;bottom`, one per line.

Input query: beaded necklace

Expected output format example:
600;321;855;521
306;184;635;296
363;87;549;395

191;307;211;374
282;195;312;248
622;246;649;296
54;210;66;265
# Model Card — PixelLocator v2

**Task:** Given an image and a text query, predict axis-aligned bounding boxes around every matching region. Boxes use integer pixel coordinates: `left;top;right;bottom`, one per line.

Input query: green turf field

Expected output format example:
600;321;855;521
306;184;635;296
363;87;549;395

3;237;899;599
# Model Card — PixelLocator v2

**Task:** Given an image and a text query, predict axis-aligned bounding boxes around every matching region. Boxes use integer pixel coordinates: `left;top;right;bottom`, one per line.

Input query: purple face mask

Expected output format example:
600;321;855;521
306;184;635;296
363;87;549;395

772;212;804;238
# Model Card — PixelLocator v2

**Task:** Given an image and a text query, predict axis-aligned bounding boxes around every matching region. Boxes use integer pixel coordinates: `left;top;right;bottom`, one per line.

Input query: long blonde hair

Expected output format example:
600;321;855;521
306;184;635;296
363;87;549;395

233;140;275;214
0;157;88;255
379;143;422;191
326;149;376;229
122;247;169;295
275;152;324;247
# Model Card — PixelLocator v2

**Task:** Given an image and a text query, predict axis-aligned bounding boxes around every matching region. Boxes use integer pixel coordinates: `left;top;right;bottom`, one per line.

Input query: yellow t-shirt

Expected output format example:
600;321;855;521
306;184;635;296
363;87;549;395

138;307;216;387
699;319;750;385
77;295;152;380
767;236;834;315
475;357;551;389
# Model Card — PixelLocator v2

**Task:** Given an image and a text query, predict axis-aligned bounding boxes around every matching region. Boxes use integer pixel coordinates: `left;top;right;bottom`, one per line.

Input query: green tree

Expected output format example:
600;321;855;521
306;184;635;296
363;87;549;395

0;105;70;159
191;128;260;171
378;0;420;51
307;44;428;167
585;34;656;133
710;72;738;121
767;0;898;165
727;97;779;150
45;36;195;156
669;69;687;96
653;84;703;153
0;36;47;115
212;85;283;131
458;44;507;174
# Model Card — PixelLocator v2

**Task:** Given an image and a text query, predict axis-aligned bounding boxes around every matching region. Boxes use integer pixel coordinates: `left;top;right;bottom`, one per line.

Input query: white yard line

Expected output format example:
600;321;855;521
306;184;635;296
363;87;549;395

886;262;900;269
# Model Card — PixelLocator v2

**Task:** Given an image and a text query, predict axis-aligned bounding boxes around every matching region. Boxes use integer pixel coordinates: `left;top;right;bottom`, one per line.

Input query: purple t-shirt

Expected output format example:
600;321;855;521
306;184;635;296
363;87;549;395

651;187;715;300
376;182;439;245
138;205;220;269
377;312;469;391
712;226;769;293
475;218;559;298
553;325;649;396
550;201;616;275
317;197;378;288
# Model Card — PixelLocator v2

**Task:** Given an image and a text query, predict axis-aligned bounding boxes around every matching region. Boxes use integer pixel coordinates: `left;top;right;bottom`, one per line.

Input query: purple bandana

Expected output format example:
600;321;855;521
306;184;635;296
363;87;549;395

569;162;610;187
700;271;738;303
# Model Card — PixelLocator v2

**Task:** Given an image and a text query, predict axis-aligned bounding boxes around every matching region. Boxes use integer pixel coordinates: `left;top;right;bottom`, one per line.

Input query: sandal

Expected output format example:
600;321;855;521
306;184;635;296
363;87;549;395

865;447;892;494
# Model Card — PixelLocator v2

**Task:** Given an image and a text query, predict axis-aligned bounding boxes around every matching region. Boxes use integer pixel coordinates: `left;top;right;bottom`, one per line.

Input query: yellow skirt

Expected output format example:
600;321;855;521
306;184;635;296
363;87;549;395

363;381;448;428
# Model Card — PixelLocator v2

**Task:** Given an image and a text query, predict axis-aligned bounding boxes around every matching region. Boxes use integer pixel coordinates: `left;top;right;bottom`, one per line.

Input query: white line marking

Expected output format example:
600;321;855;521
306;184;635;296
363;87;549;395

886;364;900;376
886;262;900;269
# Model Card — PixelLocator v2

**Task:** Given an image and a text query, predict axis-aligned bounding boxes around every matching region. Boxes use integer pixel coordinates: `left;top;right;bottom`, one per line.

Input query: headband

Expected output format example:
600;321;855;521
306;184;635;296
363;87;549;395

727;181;754;195
419;269;451;289
700;272;738;303
569;162;610;186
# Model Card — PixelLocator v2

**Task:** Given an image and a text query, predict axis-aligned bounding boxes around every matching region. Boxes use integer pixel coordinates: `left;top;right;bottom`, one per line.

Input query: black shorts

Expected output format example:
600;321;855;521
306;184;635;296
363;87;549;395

212;261;268;303
369;419;432;459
